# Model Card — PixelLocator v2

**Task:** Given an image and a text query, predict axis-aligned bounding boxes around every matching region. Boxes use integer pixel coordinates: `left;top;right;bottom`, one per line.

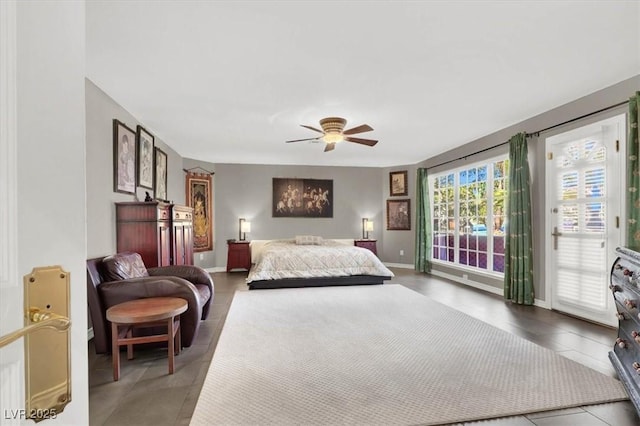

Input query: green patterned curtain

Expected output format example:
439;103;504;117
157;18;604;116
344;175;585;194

415;168;432;272
503;132;534;305
627;91;640;250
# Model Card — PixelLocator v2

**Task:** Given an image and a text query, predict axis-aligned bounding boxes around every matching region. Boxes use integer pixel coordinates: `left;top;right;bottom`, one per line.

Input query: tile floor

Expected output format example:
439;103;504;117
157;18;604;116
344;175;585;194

88;269;639;425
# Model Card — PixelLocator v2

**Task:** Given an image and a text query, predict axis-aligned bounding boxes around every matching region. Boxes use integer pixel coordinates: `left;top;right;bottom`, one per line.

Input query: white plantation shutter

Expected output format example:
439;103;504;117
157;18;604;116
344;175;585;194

556;239;607;311
554;136;608;311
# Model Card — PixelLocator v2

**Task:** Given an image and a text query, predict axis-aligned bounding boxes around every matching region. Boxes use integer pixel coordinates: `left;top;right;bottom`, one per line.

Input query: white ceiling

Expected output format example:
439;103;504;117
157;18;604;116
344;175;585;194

86;1;640;168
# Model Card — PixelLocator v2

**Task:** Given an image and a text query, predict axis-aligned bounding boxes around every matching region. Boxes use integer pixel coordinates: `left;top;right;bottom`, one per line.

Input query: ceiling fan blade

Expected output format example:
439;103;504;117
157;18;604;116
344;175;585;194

285;137;320;143
343;124;373;135
344;136;378;146
300;125;324;134
324;143;336;152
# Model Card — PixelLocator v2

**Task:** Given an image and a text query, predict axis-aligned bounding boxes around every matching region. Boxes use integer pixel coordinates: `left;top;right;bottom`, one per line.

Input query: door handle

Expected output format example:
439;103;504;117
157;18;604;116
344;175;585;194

0;310;69;348
0;266;72;421
551;226;563;250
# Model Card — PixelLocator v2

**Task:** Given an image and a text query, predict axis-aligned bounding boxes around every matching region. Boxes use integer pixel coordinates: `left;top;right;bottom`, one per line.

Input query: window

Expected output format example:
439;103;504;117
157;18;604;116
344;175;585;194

431;156;509;274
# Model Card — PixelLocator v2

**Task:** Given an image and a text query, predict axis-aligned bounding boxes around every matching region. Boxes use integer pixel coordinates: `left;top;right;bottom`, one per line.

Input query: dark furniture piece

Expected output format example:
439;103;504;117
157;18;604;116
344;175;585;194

227;240;251;272
87;252;213;354
609;246;640;416
171;204;194;266
107;297;187;381
115;202;194;268
248;275;390;290
354;239;377;256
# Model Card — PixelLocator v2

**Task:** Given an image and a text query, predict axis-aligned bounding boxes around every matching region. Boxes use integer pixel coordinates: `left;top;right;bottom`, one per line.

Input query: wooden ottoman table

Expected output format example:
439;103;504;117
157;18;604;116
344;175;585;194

106;296;188;381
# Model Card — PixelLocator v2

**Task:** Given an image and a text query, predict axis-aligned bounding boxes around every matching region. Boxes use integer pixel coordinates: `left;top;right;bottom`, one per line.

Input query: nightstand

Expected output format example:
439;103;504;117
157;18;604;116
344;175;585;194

354;239;377;256
227;241;251;272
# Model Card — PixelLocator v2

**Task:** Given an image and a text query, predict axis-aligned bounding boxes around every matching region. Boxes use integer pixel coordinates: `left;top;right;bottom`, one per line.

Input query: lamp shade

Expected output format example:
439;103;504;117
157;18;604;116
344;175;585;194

362;218;374;239
239;218;251;241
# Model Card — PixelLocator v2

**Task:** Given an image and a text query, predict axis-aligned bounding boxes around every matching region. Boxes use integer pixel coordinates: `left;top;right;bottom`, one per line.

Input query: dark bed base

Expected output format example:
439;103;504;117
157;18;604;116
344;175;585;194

248;275;391;290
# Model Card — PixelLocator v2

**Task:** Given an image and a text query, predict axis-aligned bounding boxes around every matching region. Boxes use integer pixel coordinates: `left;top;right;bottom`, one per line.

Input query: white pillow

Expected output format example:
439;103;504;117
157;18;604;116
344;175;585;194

295;235;323;245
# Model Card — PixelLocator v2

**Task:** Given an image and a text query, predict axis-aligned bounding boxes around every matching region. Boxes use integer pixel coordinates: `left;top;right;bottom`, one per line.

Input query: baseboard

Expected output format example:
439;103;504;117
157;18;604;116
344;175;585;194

429;268;549;308
429;268;503;296
384;262;414;269
206;267;226;273
87;327;94;341
533;297;551;309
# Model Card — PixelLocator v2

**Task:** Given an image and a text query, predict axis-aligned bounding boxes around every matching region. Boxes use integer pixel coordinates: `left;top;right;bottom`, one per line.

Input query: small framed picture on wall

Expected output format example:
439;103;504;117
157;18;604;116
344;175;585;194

154;147;168;202
387;199;411;230
136;125;154;189
389;170;408;196
113;119;137;195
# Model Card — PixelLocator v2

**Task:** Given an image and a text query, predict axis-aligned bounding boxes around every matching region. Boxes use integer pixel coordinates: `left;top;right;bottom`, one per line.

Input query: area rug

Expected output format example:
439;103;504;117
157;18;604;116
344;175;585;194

190;284;627;425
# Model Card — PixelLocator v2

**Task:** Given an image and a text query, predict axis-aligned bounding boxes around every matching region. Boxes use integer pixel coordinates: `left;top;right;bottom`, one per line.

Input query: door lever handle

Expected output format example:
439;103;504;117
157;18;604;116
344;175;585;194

0;309;69;348
551;226;563;250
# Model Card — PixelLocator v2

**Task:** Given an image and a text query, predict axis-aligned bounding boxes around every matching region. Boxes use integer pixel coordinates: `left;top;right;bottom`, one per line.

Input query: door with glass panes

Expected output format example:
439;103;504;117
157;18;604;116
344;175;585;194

545;114;624;326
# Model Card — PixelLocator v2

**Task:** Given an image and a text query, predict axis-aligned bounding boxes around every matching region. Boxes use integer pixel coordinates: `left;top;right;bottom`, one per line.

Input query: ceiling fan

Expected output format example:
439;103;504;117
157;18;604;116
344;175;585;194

285;117;378;152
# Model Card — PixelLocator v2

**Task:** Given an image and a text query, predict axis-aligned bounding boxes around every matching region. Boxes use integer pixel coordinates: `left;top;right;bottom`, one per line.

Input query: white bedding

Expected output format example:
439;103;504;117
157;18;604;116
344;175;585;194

246;239;394;283
250;238;354;264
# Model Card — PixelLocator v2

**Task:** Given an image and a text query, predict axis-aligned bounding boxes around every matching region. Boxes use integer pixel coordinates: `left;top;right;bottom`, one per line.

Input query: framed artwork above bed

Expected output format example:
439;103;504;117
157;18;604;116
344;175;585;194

273;178;333;218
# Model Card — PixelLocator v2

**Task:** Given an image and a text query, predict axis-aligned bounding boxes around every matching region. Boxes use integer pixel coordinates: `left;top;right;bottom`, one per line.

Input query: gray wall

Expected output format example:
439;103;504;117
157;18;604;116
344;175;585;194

213;163;383;267
381;164;419;264
414;74;640;302
86;79;186;258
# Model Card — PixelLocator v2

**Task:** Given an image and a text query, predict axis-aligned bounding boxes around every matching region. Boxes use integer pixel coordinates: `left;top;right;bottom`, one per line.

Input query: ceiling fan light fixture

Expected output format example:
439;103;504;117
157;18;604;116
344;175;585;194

323;133;344;144
285;116;377;152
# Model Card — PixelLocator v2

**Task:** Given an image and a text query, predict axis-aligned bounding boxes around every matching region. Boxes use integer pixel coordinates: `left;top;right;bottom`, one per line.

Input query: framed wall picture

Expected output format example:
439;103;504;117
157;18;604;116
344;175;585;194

136;125;154;189
113;119;137;195
390;170;408;196
154;147;168;201
387;199;411;230
272;178;333;218
186;172;213;252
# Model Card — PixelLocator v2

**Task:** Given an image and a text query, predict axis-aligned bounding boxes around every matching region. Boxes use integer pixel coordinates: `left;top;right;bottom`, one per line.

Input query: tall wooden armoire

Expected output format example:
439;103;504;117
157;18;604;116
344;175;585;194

115;201;193;267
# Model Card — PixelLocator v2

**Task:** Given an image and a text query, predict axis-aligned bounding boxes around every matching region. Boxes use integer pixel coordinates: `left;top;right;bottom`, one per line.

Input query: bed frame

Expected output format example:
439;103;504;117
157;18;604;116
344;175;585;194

248;275;391;290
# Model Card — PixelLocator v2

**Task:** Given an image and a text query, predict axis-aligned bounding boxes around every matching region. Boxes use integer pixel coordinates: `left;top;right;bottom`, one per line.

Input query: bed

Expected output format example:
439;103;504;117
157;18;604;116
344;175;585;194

247;238;394;290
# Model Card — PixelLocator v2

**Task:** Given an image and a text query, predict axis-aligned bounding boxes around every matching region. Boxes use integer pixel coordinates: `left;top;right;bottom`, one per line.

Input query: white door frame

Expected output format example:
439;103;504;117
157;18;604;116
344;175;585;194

0;0;24;420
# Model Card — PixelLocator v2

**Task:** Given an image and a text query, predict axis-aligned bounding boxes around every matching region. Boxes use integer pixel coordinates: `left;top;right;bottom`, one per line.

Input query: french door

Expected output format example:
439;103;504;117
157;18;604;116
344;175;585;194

545;114;625;326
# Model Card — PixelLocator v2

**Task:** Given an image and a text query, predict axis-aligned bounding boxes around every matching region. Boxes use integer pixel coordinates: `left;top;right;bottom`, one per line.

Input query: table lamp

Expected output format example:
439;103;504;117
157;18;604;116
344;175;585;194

239;218;251;241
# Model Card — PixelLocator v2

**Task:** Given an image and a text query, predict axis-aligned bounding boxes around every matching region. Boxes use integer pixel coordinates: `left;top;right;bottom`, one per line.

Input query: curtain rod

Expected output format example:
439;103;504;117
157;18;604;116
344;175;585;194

426;99;628;170
183;166;214;175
